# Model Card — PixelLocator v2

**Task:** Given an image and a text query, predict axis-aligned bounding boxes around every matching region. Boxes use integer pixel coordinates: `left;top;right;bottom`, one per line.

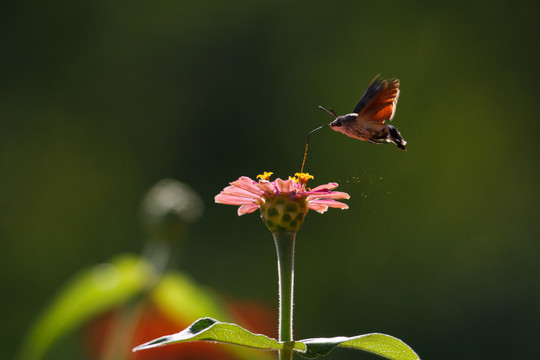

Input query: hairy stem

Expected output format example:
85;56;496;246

272;231;296;360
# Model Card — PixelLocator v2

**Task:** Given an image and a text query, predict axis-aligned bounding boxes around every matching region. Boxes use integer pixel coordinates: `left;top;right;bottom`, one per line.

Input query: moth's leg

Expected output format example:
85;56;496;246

367;139;385;145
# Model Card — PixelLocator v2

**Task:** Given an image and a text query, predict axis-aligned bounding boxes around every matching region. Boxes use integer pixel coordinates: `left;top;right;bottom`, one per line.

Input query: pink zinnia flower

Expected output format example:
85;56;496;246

215;172;349;232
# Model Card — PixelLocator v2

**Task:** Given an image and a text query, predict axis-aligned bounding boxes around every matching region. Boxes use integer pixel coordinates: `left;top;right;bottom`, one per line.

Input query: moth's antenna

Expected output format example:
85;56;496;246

318;106;337;118
300;124;330;174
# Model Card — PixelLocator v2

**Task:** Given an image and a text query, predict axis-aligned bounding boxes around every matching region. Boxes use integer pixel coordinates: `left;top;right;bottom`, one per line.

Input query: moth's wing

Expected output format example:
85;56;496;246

353;76;400;124
353;75;384;113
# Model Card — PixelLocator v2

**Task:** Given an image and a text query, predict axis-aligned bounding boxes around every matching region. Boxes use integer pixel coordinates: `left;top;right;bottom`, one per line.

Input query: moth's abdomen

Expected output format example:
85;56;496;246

387;125;407;151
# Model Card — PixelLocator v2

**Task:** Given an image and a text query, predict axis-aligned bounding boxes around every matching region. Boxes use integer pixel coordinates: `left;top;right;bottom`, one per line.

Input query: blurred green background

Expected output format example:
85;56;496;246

1;0;539;359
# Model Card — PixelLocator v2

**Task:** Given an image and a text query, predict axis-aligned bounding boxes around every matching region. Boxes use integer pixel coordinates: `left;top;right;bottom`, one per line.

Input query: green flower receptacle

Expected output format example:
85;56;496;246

260;195;308;233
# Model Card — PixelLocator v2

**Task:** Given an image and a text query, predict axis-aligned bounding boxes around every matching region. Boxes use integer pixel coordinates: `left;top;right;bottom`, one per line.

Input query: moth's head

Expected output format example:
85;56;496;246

329;114;356;135
318;106;342;132
329;117;344;129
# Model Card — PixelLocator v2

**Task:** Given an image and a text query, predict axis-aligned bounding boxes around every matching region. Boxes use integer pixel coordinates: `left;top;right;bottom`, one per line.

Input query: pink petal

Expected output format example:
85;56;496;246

306;191;350;200
309;199;349;210
221;185;262;199
230;176;264;195
282;179;293;193
256;180;275;193
273;178;285;193
238;204;260;215
215;193;258;205
307;203;329;214
310;183;339;192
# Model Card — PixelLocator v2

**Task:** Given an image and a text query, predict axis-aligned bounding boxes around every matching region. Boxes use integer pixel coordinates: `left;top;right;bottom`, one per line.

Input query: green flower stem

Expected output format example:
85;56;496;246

272;231;296;360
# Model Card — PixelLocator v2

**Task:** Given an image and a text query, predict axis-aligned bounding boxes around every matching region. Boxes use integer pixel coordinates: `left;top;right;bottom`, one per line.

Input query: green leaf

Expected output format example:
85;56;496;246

299;333;420;360
133;317;306;353
18;254;156;360
150;272;230;323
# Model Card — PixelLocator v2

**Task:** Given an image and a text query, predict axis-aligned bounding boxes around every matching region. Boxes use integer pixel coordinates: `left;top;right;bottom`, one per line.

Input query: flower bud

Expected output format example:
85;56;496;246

140;179;204;243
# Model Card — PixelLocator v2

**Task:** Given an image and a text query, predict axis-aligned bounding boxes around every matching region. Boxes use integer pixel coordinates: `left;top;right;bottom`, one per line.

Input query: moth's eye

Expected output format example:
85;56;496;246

332;120;342;127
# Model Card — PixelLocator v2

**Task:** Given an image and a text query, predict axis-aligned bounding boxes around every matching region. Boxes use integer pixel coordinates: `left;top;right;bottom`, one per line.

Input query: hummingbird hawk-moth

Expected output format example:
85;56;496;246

321;75;406;150
299;75;406;173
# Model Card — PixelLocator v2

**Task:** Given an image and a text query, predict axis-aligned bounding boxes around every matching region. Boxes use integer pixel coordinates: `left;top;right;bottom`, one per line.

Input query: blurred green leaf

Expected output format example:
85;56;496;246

150;272;230;323
133;317;306;353
19;254;155;360
299;333;420;359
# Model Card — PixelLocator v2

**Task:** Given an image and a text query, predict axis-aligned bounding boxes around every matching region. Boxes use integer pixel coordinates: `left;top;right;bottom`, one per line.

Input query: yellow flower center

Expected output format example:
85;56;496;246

256;171;273;181
293;172;314;186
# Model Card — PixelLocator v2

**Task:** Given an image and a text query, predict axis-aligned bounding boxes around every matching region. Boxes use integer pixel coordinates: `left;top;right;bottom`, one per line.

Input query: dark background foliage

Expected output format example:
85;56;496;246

1;1;539;359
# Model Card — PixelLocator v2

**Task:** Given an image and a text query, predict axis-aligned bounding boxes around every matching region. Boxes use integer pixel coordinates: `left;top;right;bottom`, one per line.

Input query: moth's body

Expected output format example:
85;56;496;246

326;76;406;150
331;113;402;145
